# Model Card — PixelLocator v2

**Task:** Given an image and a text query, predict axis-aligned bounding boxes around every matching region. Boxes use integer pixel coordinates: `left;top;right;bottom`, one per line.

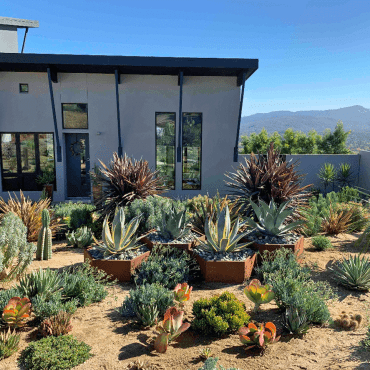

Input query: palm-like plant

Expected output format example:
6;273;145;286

225;142;311;217
318;163;337;193
94;153;165;219
336;163;354;189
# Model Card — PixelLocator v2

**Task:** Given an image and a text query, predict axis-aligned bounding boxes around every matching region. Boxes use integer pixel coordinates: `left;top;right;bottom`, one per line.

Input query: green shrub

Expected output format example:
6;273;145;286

125;196;186;236
312;235;333;251
19;335;93;370
0;213;36;282
53;202;95;231
134;245;190;289
197;357;241;370
192;291;250;337
361;323;370;350
120;283;174;326
257;248;335;324
338;186;361;203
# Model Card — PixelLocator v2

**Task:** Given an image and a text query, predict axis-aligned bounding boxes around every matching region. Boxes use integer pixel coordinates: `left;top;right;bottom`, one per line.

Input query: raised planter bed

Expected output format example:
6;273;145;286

141;229;205;255
83;248;150;282
194;253;257;284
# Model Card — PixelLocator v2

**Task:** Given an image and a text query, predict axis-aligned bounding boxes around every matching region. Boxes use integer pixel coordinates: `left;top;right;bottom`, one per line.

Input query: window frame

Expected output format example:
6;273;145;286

155;112;176;190
182;112;202;190
0;132;56;191
19;83;29;93
62;103;89;129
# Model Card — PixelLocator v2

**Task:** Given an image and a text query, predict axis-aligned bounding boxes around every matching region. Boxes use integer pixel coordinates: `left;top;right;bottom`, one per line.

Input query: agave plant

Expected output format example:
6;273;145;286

283;307;309;335
246;199;303;237
329;254;370;291
244;279;275;312
154;306;190;353
238;322;279;350
196;205;254;253
158;205;190;241
94;153;165;219
225;142;311;217
66;226;94;248
95;207;142;257
2;297;32;329
0;328;20;360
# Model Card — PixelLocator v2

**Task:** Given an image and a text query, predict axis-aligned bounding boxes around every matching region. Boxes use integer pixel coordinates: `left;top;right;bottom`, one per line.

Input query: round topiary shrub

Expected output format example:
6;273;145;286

312;235;333;251
18;335;92;370
192;291;250;337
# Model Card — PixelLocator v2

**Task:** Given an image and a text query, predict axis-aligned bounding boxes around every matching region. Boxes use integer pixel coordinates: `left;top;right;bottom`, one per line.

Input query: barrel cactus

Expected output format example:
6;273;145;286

36;209;52;260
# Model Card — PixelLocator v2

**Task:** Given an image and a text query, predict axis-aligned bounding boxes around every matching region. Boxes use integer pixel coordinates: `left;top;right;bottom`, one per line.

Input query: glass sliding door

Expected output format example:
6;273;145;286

155;113;176;189
182;113;202;190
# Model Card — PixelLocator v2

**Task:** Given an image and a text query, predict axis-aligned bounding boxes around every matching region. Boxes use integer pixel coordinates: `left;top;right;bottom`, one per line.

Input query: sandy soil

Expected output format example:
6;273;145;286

2;234;370;370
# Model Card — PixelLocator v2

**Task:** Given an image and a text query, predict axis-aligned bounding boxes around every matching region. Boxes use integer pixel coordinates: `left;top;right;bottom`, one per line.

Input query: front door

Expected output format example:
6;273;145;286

65;133;90;197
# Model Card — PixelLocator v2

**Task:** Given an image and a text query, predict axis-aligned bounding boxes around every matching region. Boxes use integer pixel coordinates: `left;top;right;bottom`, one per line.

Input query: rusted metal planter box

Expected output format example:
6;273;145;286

83;248;150;282
194;253;257;284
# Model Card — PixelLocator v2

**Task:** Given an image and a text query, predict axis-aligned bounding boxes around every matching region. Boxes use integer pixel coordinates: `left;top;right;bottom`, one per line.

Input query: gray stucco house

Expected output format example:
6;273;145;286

0;17;258;201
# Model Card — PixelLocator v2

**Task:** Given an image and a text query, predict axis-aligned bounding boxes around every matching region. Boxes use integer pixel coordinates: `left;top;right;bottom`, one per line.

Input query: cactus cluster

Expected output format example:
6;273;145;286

334;311;363;331
36;209;52;260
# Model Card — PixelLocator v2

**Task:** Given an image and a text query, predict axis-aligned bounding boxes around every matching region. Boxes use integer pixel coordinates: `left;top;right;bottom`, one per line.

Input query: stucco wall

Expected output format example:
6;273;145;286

358;150;370;192
0;71;240;201
0;25;18;53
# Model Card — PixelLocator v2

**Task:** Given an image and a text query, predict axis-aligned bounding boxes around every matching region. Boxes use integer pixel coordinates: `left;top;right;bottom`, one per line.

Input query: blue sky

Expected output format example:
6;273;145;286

3;0;370;115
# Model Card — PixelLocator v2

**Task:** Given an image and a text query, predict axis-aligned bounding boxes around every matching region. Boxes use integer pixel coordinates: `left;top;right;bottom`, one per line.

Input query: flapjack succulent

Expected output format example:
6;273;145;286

238;322;279;349
2;297;31;329
244;279;275;312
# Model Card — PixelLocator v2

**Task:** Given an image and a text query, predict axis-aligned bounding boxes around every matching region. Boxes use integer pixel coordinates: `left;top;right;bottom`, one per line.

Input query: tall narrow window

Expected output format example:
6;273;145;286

155;113;176;189
182;113;202;190
62;103;88;129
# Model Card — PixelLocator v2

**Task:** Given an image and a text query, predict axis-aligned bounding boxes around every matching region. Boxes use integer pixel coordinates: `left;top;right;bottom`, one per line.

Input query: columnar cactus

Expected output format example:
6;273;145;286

36;209;52;260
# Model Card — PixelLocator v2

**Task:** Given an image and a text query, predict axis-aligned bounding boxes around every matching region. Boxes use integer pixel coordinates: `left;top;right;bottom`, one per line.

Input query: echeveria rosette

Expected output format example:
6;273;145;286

244;279;275;312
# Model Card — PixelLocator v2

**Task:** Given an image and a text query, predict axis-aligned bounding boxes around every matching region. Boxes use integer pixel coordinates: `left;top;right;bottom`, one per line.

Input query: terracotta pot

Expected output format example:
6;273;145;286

194;253;256;284
44;184;53;201
141;229;205;256
92;185;103;203
83;248;150;282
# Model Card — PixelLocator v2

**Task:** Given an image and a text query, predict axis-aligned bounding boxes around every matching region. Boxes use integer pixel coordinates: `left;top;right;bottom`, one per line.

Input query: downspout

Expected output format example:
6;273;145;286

115;70;123;157
234;72;246;162
47;67;62;162
177;71;184;162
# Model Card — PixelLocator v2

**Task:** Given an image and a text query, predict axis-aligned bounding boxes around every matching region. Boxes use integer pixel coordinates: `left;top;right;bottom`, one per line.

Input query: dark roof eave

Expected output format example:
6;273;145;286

0;53;258;78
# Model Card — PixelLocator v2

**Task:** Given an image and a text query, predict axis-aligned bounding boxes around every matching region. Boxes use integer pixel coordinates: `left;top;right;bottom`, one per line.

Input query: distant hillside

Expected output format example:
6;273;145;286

240;105;370;151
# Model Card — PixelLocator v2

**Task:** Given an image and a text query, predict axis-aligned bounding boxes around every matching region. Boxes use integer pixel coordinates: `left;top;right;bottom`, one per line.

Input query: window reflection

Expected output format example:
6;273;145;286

62;103;88;129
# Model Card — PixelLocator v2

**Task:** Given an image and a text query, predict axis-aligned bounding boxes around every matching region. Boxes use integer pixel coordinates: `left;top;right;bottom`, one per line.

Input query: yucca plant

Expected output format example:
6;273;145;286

0;328;20;360
318;163;337;193
94;153;165;220
95;207;142;257
246;199;304;236
66;226;94;248
0;191;61;242
225;142;311;217
329;254;370;291
196;205;253;253
321;205;355;235
158;205;190;241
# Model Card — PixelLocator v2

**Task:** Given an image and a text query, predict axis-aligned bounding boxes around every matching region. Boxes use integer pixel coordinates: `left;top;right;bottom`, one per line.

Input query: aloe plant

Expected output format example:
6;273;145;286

238;322;279;349
158;205;190;240
95;207;142;257
2;297;32;329
246;199;303;237
196;205;253;253
154;306;190;353
283;307;309;335
244;279;275;312
329;254;370;291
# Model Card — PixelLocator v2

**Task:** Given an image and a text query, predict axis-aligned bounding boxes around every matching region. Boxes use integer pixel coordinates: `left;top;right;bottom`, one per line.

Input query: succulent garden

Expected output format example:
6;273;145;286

1;145;370;369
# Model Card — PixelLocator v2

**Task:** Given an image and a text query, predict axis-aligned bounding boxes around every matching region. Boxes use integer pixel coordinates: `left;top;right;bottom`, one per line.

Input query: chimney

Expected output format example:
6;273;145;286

0;17;39;53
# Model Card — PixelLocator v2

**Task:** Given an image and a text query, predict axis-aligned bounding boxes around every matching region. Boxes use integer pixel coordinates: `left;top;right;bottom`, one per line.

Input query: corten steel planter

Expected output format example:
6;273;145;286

83;248;150;282
44;184;53;201
141;229;206;256
194;253;257;284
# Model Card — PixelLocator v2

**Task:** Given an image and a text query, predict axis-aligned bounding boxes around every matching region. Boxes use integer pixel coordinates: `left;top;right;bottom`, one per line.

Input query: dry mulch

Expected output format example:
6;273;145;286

2;234;370;370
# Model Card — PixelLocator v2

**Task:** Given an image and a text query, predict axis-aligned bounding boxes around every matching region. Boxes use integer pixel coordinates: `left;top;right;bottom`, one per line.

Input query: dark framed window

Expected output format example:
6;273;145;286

155;112;176;190
0;133;56;191
182;113;202;190
19;84;29;93
62;103;88;129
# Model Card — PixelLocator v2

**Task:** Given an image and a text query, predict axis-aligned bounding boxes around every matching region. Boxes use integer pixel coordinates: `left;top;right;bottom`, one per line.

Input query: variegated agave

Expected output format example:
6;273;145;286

196;204;254;253
95;207;142;257
159;205;190;240
246;199;303;236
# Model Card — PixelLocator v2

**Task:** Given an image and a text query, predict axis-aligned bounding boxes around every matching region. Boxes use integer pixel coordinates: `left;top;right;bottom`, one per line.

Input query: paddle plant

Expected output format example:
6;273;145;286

238;322;279;350
173;283;192;308
244;279;275;312
154;307;190;353
2;297;32;329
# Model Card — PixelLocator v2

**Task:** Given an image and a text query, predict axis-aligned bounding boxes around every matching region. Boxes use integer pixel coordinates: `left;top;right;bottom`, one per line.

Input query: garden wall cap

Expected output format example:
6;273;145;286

0;17;39;28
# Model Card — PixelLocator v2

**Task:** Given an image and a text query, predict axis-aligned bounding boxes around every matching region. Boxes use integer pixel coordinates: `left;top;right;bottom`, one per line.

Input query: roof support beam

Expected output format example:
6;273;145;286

234;71;246;162
47;67;62;162
115;69;123;157
48;67;58;83
177;71;184;162
21;27;28;53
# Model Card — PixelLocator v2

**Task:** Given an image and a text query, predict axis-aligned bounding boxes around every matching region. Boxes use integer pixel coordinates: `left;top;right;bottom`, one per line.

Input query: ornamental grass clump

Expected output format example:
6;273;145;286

0;328;20;360
329;254;370;291
94;153;165;220
192;291;250;337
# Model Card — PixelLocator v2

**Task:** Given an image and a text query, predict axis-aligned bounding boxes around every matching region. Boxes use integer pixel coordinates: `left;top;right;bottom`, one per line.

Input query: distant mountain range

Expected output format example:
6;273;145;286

240;105;370;151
